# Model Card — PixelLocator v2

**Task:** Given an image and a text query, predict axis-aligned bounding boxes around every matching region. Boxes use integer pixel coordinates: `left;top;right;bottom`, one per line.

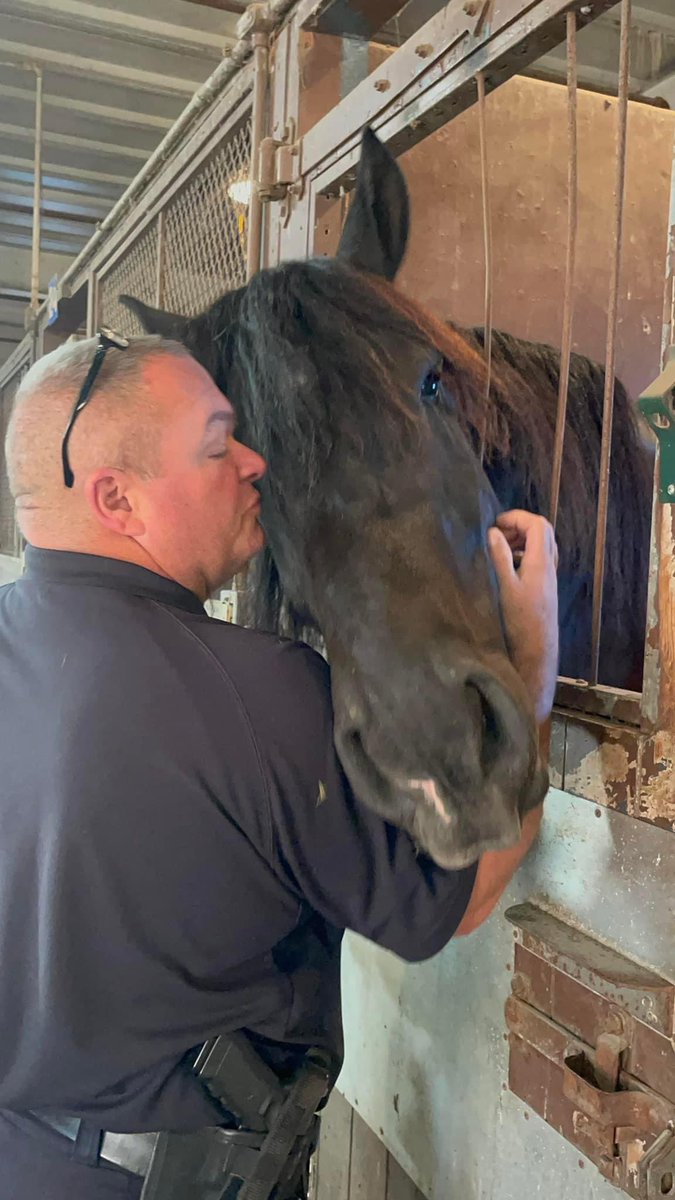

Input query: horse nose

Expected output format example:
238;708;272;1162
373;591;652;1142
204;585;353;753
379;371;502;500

461;666;534;787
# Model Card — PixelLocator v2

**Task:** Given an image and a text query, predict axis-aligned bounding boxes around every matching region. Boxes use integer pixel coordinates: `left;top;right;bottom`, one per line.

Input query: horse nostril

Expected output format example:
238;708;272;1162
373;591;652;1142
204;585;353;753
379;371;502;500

465;679;503;776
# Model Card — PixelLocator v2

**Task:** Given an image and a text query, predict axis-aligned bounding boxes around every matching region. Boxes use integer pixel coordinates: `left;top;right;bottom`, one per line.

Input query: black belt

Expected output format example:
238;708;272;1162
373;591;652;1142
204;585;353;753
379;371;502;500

30;1112;158;1177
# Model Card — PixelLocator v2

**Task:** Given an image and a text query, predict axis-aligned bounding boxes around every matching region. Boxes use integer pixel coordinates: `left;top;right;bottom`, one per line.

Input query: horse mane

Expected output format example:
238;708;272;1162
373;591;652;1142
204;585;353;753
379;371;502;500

464;327;653;662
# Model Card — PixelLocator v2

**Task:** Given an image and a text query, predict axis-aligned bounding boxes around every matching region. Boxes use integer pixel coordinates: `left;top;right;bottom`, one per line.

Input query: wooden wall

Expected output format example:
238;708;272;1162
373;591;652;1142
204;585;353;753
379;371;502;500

311;1089;425;1200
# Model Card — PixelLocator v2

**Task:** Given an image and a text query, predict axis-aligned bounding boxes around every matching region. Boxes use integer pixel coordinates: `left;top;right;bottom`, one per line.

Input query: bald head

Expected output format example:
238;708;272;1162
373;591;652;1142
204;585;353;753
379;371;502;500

7;335;193;530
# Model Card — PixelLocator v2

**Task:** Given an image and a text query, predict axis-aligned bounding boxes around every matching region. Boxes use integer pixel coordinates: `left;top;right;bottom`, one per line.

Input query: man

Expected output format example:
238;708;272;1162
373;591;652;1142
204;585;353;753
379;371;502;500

0;334;558;1199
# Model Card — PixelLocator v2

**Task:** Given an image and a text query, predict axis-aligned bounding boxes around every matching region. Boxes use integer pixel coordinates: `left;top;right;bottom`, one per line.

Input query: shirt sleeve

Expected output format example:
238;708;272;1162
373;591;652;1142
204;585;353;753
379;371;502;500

259;642;478;962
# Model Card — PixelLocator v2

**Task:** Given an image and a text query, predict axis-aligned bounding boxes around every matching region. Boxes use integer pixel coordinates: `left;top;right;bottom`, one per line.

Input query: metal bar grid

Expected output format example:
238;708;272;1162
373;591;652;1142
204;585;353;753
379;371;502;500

162;120;252;315
97;218;160;336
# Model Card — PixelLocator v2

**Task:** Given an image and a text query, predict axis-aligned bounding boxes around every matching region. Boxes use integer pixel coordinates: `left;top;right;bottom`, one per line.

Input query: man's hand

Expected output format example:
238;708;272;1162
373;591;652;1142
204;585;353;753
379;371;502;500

488;510;559;724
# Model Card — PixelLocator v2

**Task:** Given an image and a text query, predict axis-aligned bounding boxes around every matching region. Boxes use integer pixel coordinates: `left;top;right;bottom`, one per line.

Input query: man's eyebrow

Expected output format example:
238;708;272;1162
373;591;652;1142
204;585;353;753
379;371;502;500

205;410;235;433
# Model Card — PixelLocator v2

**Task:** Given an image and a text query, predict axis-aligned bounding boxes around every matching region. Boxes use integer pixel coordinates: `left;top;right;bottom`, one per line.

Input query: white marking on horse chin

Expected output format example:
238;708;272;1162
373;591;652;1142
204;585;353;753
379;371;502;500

408;778;452;825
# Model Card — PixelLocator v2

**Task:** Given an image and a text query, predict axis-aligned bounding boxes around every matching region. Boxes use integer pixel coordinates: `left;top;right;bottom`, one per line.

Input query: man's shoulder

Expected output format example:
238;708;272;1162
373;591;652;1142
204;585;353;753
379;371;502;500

179;610;330;701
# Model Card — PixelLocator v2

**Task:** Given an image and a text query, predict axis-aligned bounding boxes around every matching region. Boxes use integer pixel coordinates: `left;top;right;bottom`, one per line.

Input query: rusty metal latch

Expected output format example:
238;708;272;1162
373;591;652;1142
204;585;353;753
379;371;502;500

504;903;675;1199
638;346;675;502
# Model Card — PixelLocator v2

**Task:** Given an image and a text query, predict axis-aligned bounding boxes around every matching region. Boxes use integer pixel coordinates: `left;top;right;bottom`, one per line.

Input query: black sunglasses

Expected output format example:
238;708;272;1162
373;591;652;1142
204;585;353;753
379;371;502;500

62;328;129;488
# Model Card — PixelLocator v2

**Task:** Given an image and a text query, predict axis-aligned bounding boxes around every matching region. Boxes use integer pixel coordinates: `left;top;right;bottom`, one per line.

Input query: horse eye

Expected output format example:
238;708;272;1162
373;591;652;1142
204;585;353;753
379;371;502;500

421;371;441;403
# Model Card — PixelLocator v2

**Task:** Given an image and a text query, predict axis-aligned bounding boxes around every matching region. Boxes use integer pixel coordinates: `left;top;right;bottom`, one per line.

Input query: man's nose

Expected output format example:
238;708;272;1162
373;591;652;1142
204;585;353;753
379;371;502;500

233;438;266;482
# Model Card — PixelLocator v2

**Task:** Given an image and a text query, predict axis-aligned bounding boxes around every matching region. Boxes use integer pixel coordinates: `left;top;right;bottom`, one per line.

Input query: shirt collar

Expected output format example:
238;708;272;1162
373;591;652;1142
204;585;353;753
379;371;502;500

23;545;206;616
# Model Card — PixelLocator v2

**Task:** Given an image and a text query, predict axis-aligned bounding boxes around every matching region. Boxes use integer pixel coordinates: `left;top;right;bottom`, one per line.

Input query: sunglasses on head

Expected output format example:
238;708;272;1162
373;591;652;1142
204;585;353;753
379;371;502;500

61;328;129;489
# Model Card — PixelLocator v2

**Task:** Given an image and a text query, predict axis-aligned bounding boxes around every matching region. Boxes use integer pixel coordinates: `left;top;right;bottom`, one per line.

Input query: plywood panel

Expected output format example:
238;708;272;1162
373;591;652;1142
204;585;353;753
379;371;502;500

349;1108;387;1200
316;1089;353;1200
387;1154;426;1200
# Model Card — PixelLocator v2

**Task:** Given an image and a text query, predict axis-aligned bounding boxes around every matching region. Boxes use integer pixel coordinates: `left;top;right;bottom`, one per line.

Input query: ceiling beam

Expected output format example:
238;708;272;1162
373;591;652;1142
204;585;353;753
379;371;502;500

0;121;149;162
0;208;93;238
0;244;74;291
0;197;99;226
0;39;199;96
0;0;233;54
0;288;46;302
0;152;132;188
0;228;85;255
0;178;112;217
0;82;174;132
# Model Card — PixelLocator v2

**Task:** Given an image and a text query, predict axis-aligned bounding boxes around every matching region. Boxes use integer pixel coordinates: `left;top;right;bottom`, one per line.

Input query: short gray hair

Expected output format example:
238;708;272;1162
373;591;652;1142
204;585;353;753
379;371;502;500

8;334;195;500
16;334;192;410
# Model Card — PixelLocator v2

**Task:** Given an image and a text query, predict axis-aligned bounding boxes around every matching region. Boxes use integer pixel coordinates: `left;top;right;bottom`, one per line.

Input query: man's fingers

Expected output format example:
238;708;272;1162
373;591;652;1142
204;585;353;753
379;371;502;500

496;511;558;570
488;527;517;586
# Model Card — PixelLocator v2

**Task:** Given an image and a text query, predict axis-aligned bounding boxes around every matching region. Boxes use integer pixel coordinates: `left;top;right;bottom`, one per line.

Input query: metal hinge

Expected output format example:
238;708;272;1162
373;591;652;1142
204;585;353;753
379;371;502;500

258;120;302;205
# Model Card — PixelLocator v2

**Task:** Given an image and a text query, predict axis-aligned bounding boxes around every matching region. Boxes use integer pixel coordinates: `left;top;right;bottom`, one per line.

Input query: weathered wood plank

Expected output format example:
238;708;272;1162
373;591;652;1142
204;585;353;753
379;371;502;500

349;1107;387;1200
386;1154;425;1200
315;1089;353;1200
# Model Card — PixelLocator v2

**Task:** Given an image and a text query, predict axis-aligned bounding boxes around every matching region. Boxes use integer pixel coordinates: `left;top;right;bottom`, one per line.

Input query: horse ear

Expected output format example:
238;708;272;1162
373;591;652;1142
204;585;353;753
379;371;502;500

336;127;409;282
118;295;190;340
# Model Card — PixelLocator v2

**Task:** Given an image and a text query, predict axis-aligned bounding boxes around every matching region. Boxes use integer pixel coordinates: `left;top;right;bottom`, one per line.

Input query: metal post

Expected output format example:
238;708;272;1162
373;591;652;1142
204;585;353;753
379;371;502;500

246;23;270;279
30;67;43;316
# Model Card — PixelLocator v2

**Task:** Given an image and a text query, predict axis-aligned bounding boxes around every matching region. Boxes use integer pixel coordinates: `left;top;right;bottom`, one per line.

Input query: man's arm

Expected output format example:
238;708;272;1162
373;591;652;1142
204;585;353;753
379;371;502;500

455;510;559;937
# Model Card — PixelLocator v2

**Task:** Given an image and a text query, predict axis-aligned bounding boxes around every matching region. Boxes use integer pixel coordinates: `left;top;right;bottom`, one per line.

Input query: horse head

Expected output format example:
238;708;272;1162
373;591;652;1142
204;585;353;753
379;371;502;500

121;128;547;869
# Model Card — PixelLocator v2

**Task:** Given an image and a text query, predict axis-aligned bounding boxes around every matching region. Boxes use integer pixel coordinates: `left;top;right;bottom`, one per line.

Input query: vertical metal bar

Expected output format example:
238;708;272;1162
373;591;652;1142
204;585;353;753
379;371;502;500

86;270;98;337
155;211;166;307
30;67;43;315
247;28;270;280
549;11;578;530
476;70;493;458
590;0;632;685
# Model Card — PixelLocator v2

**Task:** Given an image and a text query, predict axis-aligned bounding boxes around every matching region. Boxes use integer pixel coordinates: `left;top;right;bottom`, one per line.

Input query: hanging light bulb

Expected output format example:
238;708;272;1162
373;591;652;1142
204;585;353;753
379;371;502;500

228;179;251;206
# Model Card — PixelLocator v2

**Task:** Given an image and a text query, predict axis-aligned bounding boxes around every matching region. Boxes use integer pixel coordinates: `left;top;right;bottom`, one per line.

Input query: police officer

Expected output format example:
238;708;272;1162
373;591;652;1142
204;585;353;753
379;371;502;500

0;334;558;1200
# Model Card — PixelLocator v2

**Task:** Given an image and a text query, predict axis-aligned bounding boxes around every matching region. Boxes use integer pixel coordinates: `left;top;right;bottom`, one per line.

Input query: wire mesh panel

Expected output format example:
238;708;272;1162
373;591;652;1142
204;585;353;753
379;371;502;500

162;122;251;316
0;362;29;557
98;220;159;337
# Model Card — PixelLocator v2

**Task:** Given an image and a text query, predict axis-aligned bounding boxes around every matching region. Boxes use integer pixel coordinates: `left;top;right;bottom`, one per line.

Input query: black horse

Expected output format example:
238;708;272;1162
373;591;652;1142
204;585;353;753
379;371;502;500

466;328;653;692
121;129;551;870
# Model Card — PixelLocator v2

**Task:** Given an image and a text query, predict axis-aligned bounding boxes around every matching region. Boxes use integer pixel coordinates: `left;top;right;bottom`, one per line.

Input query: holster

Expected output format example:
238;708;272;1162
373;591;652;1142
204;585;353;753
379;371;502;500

139;1036;332;1200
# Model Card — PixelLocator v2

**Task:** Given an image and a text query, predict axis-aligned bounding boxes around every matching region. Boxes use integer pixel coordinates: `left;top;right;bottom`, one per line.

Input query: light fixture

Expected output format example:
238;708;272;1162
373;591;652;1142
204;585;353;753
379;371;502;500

228;179;251;206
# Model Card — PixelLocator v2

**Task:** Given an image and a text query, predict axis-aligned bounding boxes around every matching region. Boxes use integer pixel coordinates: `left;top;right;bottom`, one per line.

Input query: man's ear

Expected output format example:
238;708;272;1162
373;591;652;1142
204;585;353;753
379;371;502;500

84;469;145;537
336;127;410;281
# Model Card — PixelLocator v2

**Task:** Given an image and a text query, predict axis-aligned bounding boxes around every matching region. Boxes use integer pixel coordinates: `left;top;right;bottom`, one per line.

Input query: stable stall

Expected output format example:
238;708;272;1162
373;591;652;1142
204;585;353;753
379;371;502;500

0;0;673;1195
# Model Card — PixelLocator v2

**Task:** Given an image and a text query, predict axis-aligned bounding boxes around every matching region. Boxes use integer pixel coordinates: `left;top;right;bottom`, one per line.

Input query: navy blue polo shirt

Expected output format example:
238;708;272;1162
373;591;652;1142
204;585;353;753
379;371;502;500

0;547;476;1134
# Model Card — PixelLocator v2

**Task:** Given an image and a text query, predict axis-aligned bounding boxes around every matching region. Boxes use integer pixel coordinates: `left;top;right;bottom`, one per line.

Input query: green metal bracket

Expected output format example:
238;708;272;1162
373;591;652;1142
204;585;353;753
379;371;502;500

638;346;675;503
